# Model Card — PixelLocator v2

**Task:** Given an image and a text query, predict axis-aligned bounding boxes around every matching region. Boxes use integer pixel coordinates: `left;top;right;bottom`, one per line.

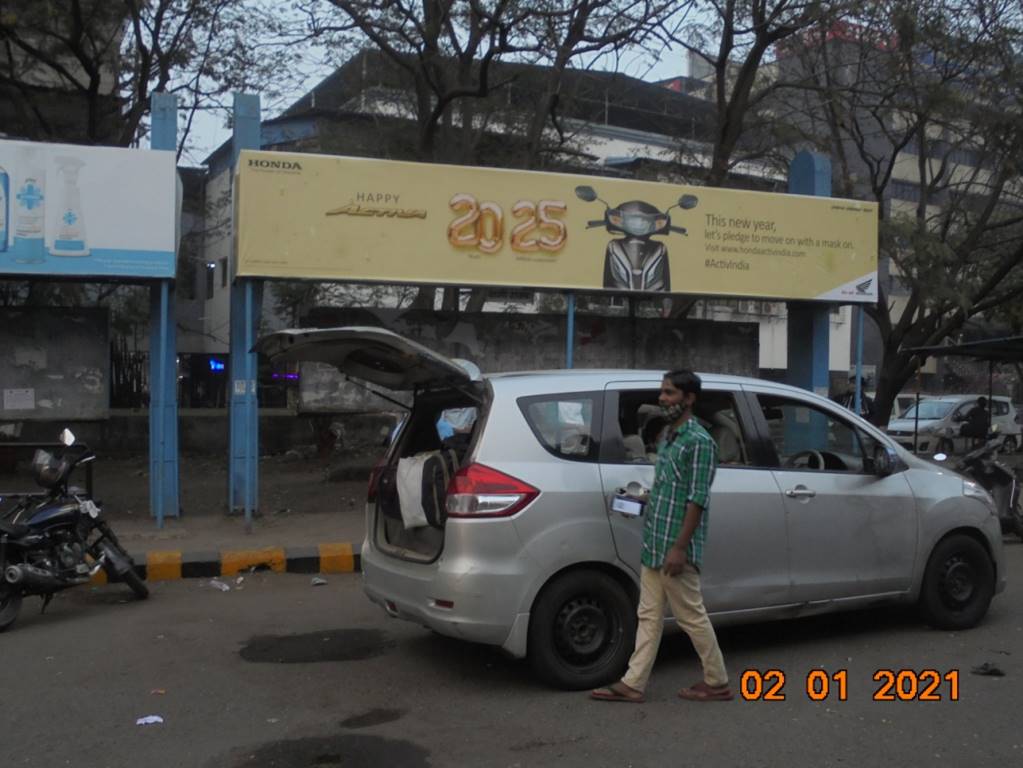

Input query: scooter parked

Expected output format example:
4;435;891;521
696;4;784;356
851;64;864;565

935;433;1023;540
574;185;698;292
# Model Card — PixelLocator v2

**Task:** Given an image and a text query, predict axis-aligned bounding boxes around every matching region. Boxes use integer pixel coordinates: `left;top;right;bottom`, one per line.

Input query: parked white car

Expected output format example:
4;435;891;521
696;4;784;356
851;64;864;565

258;328;1007;689
887;395;1021;454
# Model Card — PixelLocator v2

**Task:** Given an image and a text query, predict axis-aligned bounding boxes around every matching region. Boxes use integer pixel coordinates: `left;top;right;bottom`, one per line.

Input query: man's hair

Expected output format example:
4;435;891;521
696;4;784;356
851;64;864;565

664;369;702;396
978;396;988;406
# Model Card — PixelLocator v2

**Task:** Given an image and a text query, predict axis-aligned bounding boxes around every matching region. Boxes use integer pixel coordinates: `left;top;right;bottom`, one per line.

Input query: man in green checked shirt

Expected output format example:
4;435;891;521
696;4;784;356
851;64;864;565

591;369;732;703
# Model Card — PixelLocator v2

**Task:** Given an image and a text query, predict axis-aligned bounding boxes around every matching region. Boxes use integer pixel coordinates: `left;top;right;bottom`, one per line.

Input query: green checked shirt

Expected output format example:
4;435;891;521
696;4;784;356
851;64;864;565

642;417;718;570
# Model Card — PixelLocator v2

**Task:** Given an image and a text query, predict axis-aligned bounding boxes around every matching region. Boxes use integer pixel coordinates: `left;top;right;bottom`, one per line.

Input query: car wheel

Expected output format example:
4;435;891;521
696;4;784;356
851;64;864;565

1001;436;1017;454
918;534;995;630
1012;497;1023;542
937;438;955;455
528;570;636;690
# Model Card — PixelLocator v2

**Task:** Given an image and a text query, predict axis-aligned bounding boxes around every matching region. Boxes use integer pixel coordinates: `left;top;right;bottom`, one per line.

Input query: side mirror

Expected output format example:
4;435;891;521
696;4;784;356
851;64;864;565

574;185;597;202
678;194;699;210
874;445;898;477
59;428;76;446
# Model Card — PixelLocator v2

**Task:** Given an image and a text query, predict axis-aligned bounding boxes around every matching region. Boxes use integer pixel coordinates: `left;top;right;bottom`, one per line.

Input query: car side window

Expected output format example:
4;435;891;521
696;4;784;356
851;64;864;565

994;401;1008;416
757;394;871;473
608;389;751;466
519;394;599;462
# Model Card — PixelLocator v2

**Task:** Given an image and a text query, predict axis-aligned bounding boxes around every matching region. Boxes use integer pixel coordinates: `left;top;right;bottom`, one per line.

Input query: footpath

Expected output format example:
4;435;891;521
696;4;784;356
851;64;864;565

2;453;376;585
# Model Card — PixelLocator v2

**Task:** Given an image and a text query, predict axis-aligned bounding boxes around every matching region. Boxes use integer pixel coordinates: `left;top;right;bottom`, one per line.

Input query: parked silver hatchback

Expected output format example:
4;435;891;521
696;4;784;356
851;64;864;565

258;327;1006;689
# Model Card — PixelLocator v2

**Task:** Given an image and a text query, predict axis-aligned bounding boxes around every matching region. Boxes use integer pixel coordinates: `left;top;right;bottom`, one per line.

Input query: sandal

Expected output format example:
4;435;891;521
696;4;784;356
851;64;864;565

590;681;645;703
678;681;734;701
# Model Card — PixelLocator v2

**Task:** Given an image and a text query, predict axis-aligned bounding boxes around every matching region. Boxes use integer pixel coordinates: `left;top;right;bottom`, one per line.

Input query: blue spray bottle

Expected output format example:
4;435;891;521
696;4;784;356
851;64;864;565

13;145;46;263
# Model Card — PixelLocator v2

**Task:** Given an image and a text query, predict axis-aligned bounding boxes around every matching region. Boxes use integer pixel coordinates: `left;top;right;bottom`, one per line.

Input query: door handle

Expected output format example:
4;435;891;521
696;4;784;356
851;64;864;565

785;486;817;499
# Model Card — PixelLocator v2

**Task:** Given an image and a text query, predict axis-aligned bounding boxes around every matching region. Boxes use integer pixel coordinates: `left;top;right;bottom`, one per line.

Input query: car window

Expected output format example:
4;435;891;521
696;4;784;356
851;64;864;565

902;400;953;420
519;393;600;462
606;389;751;466
993;401;1008;416
756;394;873;473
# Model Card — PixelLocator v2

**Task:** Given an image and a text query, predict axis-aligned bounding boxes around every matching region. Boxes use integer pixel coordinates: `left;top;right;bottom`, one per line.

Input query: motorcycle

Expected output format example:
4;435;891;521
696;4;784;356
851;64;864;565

935;432;1023;540
574;185;698;292
0;429;148;632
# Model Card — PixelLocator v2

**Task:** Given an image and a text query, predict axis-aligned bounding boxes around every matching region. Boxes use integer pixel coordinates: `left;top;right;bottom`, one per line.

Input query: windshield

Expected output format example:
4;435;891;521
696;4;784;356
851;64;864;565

900;401;955;420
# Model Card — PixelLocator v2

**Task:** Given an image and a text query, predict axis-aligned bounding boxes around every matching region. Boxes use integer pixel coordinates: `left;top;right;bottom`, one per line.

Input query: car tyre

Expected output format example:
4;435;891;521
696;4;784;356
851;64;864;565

1011;497;1023;542
918;534;995;630
937;438;955;455
528;570;636;690
0;586;21;632
1000;436;1017;454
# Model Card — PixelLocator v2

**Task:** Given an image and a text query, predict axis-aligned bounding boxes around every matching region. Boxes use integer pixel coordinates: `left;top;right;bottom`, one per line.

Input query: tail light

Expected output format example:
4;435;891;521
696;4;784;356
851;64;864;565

366;456;388;503
446;463;539;519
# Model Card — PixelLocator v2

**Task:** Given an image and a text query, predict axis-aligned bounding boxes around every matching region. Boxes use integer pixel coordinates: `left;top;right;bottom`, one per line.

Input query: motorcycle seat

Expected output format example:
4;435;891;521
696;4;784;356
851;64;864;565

0;518;30;538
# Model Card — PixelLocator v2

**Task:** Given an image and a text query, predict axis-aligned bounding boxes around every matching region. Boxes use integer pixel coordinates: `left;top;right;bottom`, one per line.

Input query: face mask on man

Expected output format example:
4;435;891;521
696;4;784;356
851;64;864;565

661;401;686;422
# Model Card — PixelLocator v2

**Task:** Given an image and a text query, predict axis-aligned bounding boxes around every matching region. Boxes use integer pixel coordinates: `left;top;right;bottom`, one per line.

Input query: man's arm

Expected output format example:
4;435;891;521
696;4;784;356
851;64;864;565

663;502;703;576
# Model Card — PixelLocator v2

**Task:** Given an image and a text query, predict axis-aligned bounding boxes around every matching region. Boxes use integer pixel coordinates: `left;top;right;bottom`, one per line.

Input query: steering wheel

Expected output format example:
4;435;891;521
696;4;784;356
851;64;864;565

784;449;825;470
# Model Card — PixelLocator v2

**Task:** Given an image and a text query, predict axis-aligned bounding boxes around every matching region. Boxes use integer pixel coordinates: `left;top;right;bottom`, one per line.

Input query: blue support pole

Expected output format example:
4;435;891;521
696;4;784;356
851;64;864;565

566;292;575;368
228;93;262;528
854;306;865;414
785;151;833;450
786;151;833;398
149;92;180;527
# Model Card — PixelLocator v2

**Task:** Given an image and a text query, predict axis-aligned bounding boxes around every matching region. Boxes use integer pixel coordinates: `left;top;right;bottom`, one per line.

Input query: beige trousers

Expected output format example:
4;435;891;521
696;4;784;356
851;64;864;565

622;564;728;692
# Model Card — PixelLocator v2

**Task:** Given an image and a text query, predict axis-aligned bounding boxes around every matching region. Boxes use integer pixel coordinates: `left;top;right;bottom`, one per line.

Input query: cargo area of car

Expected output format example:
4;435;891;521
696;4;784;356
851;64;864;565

372;386;485;561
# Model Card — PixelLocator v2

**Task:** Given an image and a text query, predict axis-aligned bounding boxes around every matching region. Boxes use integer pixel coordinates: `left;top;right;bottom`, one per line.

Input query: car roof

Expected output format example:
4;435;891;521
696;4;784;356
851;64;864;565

931;394;1011;402
486;369;809;397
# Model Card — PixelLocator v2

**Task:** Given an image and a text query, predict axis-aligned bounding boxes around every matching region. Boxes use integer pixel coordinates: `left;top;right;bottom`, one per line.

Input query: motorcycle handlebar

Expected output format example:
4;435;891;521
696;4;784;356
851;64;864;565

670;225;688;235
586;220;605;228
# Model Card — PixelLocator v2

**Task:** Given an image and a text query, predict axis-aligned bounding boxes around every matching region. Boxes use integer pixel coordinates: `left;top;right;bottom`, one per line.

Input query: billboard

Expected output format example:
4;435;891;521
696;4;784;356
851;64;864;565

0;139;176;279
235;150;878;302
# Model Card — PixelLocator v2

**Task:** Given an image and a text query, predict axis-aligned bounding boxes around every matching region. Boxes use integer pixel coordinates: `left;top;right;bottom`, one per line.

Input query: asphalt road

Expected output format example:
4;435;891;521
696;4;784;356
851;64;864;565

3;541;1022;768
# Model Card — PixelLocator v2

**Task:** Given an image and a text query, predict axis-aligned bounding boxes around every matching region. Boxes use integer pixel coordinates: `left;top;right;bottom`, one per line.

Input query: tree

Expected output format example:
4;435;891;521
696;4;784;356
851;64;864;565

0;0;302;157
778;0;1023;423
664;0;844;187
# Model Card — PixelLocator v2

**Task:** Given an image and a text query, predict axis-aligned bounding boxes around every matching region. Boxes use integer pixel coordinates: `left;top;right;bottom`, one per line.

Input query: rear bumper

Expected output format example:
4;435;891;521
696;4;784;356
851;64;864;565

360;534;531;656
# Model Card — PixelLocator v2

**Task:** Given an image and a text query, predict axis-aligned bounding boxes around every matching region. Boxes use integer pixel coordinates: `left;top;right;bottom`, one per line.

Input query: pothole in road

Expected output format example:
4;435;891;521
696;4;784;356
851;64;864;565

214;734;429;768
340;708;407;729
239;629;396;663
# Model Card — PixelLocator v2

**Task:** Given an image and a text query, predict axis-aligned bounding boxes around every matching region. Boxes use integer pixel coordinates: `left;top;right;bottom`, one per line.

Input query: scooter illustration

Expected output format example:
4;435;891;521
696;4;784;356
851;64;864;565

574;185;698;292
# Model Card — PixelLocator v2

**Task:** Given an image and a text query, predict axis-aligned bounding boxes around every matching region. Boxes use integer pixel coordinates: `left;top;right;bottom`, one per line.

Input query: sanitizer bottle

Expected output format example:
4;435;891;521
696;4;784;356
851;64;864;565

13;146;46;263
51;156;89;257
0;164;8;252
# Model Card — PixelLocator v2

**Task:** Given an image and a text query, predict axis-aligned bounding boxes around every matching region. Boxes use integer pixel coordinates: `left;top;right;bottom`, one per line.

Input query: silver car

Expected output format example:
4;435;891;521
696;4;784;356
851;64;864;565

258;327;1006;690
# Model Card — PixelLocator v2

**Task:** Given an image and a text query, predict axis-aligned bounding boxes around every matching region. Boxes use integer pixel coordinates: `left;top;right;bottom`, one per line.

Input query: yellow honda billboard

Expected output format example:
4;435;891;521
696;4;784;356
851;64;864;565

235;150;878;302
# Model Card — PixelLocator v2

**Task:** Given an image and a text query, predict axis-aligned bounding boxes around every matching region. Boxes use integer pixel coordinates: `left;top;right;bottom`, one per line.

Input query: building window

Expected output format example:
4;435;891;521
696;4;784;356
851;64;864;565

220;258;228;288
205;263;216;300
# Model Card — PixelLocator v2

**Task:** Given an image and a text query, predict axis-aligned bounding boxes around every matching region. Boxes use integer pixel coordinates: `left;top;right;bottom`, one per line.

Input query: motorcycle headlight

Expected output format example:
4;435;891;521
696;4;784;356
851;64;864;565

623;214;656;236
963;480;995;510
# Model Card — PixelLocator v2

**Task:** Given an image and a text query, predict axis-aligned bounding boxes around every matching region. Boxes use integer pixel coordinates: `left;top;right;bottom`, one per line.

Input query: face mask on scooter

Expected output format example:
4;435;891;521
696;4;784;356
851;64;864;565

661;402;687;422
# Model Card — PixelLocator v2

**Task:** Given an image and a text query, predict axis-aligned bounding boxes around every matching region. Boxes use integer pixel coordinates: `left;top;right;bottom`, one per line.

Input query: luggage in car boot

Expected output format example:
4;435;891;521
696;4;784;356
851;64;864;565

395;449;460;529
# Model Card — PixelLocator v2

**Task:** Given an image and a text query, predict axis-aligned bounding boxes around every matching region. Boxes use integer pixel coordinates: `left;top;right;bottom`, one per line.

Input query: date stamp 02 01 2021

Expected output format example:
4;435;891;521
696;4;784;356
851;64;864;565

739;669;961;702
